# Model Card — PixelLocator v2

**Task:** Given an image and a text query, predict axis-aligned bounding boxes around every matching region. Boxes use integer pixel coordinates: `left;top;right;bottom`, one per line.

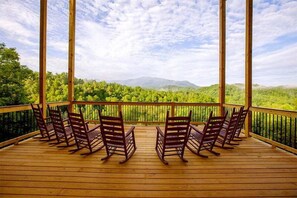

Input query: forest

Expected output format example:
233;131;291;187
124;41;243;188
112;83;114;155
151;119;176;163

1;43;297;111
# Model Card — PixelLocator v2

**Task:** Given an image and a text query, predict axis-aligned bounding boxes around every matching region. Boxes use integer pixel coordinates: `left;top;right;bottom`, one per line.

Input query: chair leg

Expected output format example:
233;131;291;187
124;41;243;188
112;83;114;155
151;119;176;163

120;145;137;164
180;156;188;162
101;154;112;161
197;153;209;158
101;146;116;161
209;149;220;156
214;143;234;149
156;148;169;165
177;148;188;163
81;144;104;156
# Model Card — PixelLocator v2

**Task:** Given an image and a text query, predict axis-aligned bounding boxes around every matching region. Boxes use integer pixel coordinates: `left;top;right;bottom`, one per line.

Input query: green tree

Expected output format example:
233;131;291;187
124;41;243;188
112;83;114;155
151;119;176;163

0;43;33;106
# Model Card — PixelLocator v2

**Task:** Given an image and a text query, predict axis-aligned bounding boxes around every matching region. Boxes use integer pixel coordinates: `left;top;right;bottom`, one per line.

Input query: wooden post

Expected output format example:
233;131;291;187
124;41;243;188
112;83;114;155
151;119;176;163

39;0;47;118
245;0;253;137
118;102;122;115
68;0;76;113
171;102;175;117
219;0;226;116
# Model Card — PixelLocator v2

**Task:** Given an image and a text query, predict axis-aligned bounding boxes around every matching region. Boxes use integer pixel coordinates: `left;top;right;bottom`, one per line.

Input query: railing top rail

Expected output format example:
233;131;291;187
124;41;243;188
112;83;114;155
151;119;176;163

0;104;32;113
223;104;244;108
73;101;220;106
224;103;297;118
251;106;297;118
0;102;70;114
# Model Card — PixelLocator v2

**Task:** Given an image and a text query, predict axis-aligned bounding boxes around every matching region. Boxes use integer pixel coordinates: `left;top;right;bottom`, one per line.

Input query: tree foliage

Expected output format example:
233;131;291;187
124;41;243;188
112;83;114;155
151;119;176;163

0;43;296;111
0;43;32;105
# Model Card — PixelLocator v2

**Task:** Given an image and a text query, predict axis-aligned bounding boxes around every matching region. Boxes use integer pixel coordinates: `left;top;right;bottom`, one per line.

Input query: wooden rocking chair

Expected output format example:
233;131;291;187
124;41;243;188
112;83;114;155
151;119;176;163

216;107;243;148
68;109;104;155
48;105;74;147
232;107;249;141
98;111;137;164
31;104;55;141
155;111;192;165
186;112;227;158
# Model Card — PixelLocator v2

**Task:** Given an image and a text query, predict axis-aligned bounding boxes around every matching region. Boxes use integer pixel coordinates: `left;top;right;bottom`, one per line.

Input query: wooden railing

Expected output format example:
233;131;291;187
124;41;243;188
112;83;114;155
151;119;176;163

0;102;69;148
73;101;220;125
224;104;297;153
250;106;297;153
1;101;296;154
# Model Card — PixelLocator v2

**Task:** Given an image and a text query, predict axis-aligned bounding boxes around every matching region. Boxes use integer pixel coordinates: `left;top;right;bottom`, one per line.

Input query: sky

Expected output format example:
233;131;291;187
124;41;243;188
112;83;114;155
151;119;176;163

0;0;296;86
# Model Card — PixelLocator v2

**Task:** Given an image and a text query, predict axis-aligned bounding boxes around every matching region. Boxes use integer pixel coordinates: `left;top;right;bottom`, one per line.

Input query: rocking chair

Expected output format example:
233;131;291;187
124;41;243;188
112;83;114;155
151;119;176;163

187;111;227;158
31;104;55;141
48;105;74;147
216;107;243;148
98;110;137;164
155;111;192;165
232;107;249;140
68;109;104;155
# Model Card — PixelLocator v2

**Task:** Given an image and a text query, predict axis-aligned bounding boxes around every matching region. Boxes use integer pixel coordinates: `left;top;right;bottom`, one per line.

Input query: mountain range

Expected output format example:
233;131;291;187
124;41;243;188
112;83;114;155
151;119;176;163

106;77;297;90
111;76;198;89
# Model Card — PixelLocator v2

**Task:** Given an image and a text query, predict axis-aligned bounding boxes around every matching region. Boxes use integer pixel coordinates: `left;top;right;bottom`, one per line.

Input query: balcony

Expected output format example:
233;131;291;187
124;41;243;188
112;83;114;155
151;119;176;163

1;102;297;197
1;0;297;196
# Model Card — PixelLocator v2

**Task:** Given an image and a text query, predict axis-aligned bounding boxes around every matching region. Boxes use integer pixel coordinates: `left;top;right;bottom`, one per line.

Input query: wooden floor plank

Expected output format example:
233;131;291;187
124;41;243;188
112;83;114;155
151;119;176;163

1;126;297;197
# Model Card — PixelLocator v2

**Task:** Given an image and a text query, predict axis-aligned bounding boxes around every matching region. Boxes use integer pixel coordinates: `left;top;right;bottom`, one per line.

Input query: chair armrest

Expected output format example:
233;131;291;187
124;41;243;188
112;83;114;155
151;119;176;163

156;126;164;137
125;126;135;137
190;124;203;134
84;121;90;131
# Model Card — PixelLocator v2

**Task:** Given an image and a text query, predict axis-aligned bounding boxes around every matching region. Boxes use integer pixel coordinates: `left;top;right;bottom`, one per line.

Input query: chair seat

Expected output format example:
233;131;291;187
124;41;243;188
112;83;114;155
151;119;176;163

87;129;101;141
190;130;203;141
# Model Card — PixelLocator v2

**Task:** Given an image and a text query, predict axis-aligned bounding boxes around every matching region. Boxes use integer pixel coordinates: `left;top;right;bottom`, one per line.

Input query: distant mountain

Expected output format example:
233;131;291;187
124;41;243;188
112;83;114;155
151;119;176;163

112;77;198;89
232;83;297;89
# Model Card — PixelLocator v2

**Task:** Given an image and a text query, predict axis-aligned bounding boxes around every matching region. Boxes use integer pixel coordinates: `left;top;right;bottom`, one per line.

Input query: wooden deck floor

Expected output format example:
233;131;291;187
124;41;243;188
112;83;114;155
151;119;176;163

0;126;297;197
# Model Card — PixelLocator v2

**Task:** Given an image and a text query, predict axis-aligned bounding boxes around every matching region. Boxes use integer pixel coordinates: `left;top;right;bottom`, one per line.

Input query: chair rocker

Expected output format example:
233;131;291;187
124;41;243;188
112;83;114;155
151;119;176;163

155;111;192;165
31;104;55;141
68;109;104;155
187;111;227;158
48;105;74;147
99;111;137;164
232;107;249;141
216;107;243;149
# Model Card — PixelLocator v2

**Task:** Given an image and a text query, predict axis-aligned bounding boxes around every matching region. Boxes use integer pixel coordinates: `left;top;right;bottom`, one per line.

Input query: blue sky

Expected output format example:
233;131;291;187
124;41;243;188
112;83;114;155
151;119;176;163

0;0;296;86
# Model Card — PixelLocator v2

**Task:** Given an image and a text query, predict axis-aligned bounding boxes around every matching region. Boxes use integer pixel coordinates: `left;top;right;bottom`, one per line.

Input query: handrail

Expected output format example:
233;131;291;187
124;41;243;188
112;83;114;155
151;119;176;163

73;101;220;124
250;106;297;118
0;101;70;114
224;103;297;153
74;101;219;107
0;102;70;148
224;103;297;118
1;102;296;154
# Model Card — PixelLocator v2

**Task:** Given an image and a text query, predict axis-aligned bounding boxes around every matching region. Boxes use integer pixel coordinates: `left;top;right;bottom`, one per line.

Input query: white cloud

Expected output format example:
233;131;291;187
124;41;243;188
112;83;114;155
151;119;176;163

0;0;296;86
74;0;219;85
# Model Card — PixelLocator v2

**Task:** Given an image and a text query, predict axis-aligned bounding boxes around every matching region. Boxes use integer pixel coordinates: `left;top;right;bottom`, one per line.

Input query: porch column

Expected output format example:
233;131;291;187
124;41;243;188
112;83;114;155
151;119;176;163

219;0;226;116
68;0;76;112
245;0;253;136
39;0;47;118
